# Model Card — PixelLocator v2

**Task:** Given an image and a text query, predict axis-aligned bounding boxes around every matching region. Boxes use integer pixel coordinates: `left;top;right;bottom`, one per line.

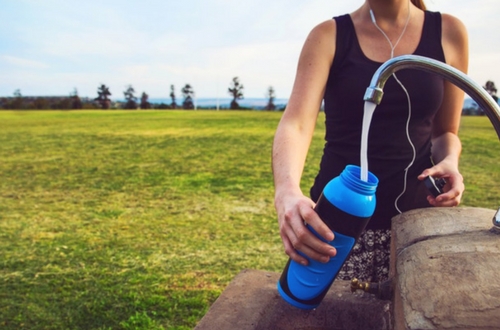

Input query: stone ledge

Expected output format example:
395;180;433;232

391;207;500;330
195;269;392;330
392;207;495;255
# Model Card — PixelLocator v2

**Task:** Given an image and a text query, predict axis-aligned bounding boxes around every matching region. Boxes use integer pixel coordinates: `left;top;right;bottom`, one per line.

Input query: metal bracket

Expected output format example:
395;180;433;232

492;207;500;234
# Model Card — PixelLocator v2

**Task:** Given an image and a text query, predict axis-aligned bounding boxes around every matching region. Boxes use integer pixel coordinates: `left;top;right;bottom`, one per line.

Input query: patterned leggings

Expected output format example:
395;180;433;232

337;229;391;282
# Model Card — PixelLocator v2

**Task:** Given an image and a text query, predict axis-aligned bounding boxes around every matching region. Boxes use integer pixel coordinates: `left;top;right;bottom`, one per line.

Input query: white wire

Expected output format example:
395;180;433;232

393;75;415;214
370;1;415;213
370;1;410;59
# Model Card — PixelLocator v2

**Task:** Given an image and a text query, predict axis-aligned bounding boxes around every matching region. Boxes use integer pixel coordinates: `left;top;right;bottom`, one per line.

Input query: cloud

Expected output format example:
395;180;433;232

1;55;49;69
1;0;499;98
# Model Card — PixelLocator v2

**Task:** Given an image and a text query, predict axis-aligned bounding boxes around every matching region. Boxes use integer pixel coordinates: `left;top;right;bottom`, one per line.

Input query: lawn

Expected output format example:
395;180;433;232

0;110;498;329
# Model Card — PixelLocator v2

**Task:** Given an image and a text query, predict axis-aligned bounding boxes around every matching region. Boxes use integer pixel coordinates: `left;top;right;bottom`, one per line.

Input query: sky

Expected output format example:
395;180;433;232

1;0;499;99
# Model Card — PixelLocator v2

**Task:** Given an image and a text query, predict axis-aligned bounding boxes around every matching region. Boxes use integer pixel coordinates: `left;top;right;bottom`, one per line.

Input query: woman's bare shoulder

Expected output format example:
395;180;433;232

440;13;468;70
307;19;336;41
301;19;337;57
441;13;468;48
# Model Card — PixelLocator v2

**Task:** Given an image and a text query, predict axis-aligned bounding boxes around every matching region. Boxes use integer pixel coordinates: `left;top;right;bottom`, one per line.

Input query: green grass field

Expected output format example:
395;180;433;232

0;110;499;329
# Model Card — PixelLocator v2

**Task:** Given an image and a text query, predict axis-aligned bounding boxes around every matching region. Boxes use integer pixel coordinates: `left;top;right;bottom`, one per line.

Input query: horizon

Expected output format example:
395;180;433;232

0;95;488;110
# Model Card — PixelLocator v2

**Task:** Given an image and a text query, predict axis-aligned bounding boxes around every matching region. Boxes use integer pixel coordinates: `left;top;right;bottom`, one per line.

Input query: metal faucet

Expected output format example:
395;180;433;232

364;55;500;137
363;54;500;232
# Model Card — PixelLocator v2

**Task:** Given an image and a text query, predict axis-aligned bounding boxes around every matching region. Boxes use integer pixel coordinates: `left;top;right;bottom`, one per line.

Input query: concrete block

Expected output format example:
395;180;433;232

391;207;500;330
195;269;392;330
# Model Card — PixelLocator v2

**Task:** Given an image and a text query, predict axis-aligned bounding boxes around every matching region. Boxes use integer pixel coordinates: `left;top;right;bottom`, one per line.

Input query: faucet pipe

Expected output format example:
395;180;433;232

364;55;500;232
364;55;500;140
350;278;394;301
492;208;500;234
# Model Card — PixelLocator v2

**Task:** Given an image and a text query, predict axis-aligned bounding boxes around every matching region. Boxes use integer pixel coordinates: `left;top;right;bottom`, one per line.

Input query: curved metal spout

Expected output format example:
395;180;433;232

364;55;500;140
364;54;500;231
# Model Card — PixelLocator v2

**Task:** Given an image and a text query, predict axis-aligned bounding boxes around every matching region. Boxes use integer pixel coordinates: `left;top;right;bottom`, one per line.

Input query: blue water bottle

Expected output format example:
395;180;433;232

277;165;378;309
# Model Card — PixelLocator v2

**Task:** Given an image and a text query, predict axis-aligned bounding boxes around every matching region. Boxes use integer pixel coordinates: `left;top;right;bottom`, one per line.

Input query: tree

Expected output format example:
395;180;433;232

10;89;23;109
52;98;71;109
70;88;82;109
170;85;177;109
140;92;151;109
228;77;244;109
484;80;498;102
123;85;137;109
95;84;112;109
33;97;49;110
181;84;195;109
265;86;276;110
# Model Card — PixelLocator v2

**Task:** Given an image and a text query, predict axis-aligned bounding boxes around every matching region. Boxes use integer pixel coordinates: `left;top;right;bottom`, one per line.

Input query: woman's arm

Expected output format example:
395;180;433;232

418;13;468;206
272;19;337;265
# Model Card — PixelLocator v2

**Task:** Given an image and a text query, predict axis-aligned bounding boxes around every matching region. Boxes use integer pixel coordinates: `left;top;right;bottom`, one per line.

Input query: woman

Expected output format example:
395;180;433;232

272;0;467;281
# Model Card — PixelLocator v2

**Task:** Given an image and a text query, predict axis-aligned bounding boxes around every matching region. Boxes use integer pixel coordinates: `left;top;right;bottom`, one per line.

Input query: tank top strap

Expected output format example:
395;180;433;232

332;14;358;74
415;11;445;62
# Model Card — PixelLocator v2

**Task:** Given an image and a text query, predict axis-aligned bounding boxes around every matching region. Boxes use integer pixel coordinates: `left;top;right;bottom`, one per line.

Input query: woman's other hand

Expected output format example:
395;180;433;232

418;159;464;207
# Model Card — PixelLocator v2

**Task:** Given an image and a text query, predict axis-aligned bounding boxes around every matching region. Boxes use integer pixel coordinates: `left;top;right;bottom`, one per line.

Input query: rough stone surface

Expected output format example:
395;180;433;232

195;269;392;330
391;207;500;330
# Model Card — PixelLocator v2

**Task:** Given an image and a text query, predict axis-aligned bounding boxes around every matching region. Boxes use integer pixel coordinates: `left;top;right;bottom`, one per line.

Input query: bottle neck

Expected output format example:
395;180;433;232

341;165;378;195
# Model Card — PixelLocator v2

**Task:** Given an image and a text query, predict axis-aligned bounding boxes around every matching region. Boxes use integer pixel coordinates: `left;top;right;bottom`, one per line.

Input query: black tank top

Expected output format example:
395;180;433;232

311;11;446;230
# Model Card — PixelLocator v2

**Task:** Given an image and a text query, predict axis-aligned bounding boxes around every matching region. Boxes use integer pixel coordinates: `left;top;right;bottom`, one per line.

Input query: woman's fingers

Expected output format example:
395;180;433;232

280;203;336;265
419;164;464;207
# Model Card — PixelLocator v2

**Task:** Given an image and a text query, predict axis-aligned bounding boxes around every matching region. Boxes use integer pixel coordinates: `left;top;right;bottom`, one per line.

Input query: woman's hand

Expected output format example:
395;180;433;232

275;192;337;266
418;159;464;207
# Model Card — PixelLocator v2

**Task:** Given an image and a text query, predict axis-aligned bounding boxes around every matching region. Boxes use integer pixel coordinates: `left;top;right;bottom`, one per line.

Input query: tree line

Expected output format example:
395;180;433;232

462;80;498;115
2;79;497;112
0;77;279;111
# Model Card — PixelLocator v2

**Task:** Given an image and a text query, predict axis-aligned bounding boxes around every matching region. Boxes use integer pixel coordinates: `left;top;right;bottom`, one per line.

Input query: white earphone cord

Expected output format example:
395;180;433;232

370;1;415;214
